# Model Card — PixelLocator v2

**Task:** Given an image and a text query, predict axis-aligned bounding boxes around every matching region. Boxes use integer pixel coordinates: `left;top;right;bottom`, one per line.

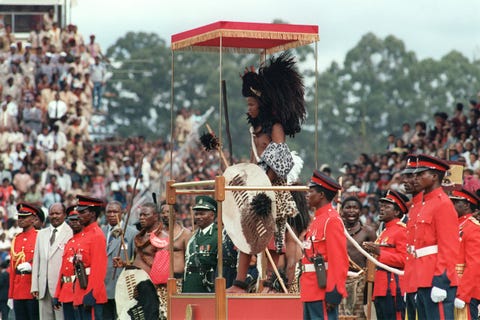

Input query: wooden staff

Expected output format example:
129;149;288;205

116;213;129;263
365;259;375;320
221;80;233;165
453;305;469;320
337;176;343;209
205;123;229;172
112;155;144;279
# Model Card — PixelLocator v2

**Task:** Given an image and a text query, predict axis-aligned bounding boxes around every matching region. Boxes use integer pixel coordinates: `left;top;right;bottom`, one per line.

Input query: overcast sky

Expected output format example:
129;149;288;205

71;0;479;71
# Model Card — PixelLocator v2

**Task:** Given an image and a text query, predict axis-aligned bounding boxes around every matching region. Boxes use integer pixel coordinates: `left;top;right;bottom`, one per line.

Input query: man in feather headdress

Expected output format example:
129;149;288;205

227;52;307;293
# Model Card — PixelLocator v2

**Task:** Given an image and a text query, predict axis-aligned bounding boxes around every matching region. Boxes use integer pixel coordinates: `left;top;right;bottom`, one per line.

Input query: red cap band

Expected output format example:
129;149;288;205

17;204;37;215
384;193;408;213
416;160;447;172
311;176;338;191
451;190;478;205
406;158;417;168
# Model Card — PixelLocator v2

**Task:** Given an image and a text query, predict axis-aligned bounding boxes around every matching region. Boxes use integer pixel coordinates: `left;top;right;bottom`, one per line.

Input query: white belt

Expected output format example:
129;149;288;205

303;262;328;272
414;245;438;258
62;275;75;283
62;267;91;282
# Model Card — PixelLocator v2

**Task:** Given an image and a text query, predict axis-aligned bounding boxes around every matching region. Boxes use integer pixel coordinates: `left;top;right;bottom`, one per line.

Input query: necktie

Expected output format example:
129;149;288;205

108;228;114;244
50;228;57;245
55;101;58;119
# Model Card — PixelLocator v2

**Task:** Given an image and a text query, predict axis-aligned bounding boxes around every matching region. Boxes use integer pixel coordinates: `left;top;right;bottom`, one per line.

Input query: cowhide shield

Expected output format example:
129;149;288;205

115;266;160;320
222;163;276;254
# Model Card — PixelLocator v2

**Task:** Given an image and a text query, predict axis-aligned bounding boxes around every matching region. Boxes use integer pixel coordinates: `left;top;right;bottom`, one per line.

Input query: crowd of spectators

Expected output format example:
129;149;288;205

0;13;109;262
0;12;479;271
337;100;480;229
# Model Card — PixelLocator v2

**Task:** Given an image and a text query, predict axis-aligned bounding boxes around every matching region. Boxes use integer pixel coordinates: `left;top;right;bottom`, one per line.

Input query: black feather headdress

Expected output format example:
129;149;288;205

242;52;306;137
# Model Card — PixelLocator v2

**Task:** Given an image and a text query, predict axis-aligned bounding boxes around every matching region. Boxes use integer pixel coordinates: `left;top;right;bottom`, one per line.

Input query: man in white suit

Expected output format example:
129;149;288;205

102;200;137;320
31;203;73;319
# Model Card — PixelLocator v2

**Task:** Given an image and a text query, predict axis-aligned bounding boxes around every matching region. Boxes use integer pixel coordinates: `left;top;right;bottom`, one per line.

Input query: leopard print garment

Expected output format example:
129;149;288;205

259;142;294;178
156;279;183;320
272;177;297;218
272;177;298;252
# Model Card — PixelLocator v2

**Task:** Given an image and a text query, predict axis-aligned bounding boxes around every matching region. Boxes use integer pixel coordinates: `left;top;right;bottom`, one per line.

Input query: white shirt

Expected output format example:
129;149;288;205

89;62;106;83
47;131;68;150
47;99;67;119
36;133;52;152
56;173;72;193
49;221;67;251
200;223;214;236
4;101;18;117
51;221;67;237
9;150;27;171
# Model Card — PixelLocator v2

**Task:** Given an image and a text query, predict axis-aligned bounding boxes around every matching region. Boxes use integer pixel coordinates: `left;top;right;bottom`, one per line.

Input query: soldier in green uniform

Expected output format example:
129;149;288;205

183;196;218;293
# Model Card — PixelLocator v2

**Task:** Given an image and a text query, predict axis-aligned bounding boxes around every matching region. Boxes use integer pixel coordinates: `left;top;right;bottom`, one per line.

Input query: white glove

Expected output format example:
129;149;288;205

16;262;32;273
431;286;447;303
7;298;13;310
454;298;466;309
403;293;406;303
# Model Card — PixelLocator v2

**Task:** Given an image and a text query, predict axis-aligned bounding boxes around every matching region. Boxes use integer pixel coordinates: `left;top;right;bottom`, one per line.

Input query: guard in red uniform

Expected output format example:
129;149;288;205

401;154;423;320
449;189;480;319
8;203;41;320
54;206;85;320
74;195;107;320
301;170;348;320
412;154;459;320
364;190;408;320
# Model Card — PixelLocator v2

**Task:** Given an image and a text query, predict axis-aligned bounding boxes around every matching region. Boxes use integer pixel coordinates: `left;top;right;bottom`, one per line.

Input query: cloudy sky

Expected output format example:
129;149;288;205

71;0;479;71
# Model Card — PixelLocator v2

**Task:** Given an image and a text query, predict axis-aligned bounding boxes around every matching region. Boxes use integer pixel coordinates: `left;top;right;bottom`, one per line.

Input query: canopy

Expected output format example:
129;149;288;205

171;21;319;54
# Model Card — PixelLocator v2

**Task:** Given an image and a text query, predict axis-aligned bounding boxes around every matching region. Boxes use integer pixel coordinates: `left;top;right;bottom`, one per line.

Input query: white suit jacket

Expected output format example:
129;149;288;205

31;222;73;298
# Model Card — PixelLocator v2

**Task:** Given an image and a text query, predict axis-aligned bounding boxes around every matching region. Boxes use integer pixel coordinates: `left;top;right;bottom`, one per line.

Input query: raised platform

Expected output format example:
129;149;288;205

170;293;302;320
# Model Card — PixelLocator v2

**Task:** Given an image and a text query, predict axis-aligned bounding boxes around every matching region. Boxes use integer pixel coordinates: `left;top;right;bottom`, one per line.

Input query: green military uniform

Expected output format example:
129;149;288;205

183;223;218;293
182;195;219;293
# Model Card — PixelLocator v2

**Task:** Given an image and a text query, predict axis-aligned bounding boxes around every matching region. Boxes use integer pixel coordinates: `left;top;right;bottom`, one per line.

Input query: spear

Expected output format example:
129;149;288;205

112;155;145;279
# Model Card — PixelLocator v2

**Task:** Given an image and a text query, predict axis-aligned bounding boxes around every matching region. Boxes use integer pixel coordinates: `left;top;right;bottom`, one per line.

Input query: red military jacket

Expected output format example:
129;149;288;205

9;228;37;299
300;203;348;303
413;187;459;289
456;214;480;302
72;222;107;306
404;192;422;293
55;230;84;303
373;218;407;298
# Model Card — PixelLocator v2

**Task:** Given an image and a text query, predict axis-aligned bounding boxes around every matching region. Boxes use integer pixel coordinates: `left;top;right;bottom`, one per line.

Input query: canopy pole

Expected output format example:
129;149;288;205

216;36;226;320
218;36;223;169
217;36;224;279
314;41;319;169
169;50;175;179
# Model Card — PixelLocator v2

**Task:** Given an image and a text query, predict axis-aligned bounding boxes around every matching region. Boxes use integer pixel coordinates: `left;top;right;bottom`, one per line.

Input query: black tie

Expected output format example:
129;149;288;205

50;228;57;245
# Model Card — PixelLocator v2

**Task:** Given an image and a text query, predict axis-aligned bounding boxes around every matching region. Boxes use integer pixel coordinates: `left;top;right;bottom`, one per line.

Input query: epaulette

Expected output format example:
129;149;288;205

396;221;406;228
468;216;480;226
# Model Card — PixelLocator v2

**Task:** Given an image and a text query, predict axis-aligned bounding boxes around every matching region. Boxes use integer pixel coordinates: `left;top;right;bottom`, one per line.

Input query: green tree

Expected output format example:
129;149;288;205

314;33;480;167
103;31;480;179
105;32;171;138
